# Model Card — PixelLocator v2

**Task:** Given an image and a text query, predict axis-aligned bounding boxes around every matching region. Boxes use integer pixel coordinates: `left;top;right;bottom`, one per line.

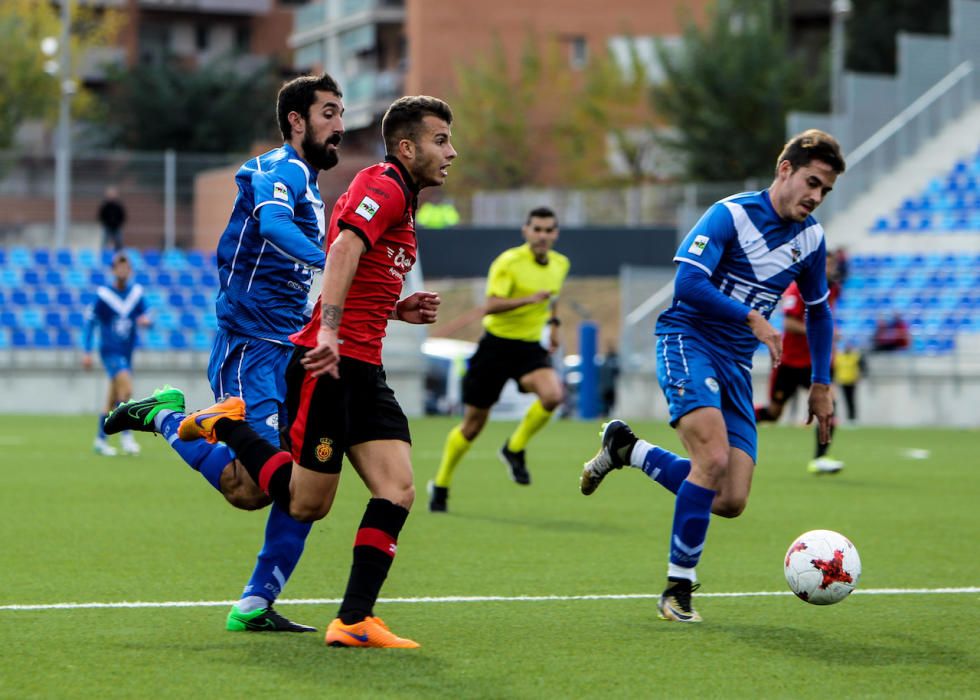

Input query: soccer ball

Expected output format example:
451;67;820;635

784;529;861;605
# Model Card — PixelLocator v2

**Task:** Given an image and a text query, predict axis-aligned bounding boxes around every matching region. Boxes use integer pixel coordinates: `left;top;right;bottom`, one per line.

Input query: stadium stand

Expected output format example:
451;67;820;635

0;248;219;352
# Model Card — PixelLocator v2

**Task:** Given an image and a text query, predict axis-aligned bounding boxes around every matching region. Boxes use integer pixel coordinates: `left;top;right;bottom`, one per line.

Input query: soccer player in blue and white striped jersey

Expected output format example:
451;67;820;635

105;74;345;632
580;130;846;622
83;252;150;456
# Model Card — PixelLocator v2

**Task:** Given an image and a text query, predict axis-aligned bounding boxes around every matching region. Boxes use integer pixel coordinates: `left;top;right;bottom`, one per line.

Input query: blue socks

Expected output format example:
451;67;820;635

97;414;108;440
634;441;691;494
242;504;312;602
669;480;716;574
158;412;233;492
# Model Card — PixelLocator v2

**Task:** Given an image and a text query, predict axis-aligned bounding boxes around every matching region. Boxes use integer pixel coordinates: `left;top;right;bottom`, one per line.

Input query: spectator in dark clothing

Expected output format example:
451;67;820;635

873;314;911;352
98;186;126;251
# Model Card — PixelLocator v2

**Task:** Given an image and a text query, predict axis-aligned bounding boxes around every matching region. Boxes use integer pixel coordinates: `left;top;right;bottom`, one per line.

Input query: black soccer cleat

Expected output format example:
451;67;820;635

499;441;531;485
427;480;449;513
226;604;316;632
580;419;638;495
104;385;186;435
657;577;702;623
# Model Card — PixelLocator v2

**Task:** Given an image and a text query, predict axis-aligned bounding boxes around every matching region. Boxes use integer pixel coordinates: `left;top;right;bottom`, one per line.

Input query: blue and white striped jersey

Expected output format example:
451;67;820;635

656;189;829;364
215;143;327;344
83;283;148;357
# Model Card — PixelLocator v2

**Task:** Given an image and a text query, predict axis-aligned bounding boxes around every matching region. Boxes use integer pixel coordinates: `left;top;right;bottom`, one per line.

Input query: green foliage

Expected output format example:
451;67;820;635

446;33;657;193
846;0;950;74
650;0;826;181
1;415;978;697
0;0;120;149
444;36;541;193
106;58;278;153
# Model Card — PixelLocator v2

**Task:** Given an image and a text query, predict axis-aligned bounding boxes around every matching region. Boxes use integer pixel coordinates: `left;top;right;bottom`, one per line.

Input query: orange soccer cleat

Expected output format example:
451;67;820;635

177;395;245;444
325;616;420;649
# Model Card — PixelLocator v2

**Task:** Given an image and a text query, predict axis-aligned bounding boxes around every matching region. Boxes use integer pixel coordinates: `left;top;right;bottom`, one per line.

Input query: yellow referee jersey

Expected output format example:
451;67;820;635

483;244;570;342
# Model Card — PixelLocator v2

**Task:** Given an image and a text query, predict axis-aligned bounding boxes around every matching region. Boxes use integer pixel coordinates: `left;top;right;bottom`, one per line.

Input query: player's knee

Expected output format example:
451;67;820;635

288;499;332;523
539;390;563;412
712;494;748;518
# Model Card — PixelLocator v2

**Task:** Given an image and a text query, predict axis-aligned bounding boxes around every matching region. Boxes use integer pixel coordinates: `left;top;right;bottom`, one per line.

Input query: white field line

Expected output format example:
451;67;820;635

1;587;977;612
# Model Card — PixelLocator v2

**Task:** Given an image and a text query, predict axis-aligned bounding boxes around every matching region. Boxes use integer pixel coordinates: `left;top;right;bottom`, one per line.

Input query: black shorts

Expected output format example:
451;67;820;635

769;364;811;404
462;332;552;409
284;351;411;474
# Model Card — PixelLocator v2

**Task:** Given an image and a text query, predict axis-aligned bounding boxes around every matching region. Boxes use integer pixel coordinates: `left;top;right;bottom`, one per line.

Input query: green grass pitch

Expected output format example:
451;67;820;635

1;415;978;698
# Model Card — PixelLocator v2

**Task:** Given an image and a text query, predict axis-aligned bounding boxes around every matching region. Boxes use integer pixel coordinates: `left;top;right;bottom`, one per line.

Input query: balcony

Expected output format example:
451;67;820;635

137;0;273;14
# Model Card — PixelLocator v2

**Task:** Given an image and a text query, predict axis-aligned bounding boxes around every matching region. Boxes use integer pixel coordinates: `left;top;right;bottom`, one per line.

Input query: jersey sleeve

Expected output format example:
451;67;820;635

252;163;325;269
485;252;514;298
796;235;830;306
336;171;406;250
251;162;306;217
673;203;736;276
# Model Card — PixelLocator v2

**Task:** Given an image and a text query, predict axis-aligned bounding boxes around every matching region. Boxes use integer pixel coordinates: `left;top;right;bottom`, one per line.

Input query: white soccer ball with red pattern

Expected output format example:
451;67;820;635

784;529;861;605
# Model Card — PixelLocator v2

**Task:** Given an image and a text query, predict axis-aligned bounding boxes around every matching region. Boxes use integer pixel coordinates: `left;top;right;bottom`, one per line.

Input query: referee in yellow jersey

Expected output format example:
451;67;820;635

429;206;570;512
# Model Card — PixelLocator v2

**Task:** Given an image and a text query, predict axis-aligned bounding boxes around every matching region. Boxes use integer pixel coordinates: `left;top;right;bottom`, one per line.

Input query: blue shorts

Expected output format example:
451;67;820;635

655;333;758;462
207;329;291;445
100;352;132;379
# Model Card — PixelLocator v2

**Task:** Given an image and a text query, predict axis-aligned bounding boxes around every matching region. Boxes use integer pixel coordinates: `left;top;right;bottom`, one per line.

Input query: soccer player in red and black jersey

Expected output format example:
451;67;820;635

755;255;844;473
179;95;456;648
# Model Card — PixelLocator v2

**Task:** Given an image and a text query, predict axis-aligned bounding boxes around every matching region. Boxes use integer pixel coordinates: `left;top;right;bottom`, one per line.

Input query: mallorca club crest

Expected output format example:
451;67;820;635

315;438;334;463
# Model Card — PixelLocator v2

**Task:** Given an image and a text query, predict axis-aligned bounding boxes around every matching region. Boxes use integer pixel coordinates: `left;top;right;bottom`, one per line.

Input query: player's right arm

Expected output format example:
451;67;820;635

302;228;365;379
252;166;326;270
672;204;782;364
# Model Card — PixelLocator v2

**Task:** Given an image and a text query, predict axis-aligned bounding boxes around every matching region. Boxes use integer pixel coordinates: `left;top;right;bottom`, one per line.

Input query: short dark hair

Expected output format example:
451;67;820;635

526;206;558;226
276;73;342;140
776;129;846;175
112;251;129;265
381;96;453;153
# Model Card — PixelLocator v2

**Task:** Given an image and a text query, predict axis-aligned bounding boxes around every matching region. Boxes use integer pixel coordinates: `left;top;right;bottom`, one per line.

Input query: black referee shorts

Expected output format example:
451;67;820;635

462;332;553;409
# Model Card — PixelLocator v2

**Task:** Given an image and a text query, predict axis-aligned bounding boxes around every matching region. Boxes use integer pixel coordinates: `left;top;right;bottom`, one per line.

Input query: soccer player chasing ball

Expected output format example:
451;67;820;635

579;130;845;623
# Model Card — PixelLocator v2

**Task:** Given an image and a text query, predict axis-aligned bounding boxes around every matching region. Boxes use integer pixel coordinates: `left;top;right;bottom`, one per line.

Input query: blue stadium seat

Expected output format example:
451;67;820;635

33;249;51;267
0;268;17;287
167;291;187;308
22;269;41;285
55;328;74;348
162;250;188;270
18;309;43;329
11;289;29;306
0;328;8;349
179;312;199;330
44;269;63;286
177;271;196;288
79;290;96;306
189;291;211;308
32;329;52;348
156;271;174;287
143;250;162;268
168;330;188;349
33;289;51;306
89;271;107;286
9;247;31;268
67;310;86;328
76;249;98;268
0;310;15;327
11;330;29;348
191;330;211;351
55;249;72;267
186;250;206;268
200;271;218;288
44;310;63;328
134;272;152;286
144;329;167;350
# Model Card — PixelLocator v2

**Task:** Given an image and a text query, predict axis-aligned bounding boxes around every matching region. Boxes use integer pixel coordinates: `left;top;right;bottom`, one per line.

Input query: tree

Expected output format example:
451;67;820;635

0;0;121;149
650;0;826;182
445;33;658;194
105;58;278;153
845;0;950;74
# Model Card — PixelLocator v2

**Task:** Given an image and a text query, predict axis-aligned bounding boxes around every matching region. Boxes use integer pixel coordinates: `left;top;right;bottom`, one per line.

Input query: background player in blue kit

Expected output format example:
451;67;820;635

104;73;344;632
83;251;150;457
578;129;846;622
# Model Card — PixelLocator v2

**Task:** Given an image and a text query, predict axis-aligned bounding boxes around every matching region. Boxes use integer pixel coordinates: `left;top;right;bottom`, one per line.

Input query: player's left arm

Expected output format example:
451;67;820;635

546;299;561;352
134;289;152;328
390;291;440;324
798;244;835;443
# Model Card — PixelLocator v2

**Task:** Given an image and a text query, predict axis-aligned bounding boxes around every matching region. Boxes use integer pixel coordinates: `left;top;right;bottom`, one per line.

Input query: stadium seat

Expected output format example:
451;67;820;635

76;249;98;268
55;249;72;267
0;310;16;327
168;330;189;349
55;328;74;348
23;269;41;286
11;330;29;348
143;250;162;268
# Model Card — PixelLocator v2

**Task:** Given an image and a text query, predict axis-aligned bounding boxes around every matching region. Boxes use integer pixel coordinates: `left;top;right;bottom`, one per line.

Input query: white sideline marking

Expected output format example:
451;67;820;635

1;587;977;612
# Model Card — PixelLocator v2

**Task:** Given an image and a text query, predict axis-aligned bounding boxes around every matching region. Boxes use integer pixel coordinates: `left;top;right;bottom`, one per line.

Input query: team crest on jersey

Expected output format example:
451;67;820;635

355;195;380;221
705;377;720;393
688;235;710;256
790;245;802;262
273;182;289;201
315;438;334;463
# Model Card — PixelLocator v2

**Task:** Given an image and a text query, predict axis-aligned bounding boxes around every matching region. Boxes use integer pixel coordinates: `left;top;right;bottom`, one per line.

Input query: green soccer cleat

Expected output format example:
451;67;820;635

226;604;316;632
104;386;186;435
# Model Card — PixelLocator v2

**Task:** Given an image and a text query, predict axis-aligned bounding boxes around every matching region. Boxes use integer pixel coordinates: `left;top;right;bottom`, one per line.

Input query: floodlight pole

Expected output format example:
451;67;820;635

54;0;73;248
830;0;851;115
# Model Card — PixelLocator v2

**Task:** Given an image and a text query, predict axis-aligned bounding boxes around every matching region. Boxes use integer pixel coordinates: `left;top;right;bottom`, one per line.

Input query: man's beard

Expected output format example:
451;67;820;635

302;131;340;171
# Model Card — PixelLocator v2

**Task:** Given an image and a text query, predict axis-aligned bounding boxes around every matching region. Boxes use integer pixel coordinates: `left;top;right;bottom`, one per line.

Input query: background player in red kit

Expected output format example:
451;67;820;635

755;255;844;473
179;95;457;648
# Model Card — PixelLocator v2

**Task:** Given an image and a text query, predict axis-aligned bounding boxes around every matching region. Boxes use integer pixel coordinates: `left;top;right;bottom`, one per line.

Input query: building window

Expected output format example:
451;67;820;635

196;25;209;51
570;36;588;69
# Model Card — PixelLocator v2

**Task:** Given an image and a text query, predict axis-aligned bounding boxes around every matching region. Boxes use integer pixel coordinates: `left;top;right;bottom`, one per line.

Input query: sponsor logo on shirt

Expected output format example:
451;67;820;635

354;195;380;221
273;182;288;201
688;235;710;256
